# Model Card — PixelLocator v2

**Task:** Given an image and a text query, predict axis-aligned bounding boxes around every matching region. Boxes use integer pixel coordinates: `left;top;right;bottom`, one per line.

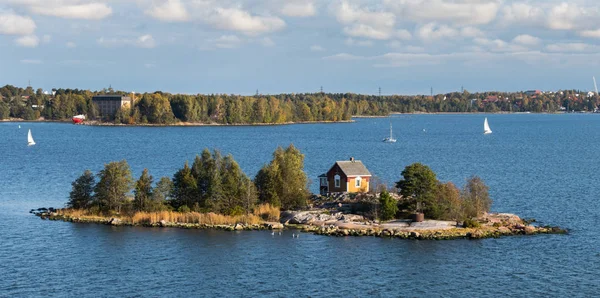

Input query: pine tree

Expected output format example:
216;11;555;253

171;162;197;210
67;170;95;209
94;160;133;213
134;169;153;212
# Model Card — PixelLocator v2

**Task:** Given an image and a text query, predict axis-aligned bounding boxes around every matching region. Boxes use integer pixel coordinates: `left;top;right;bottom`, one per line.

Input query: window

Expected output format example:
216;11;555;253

320;178;327;186
334;175;340;188
355;176;361;187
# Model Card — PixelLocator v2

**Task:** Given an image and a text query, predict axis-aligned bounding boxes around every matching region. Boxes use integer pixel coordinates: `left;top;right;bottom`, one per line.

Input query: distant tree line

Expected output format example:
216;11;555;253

2;84;597;123
67;145;310;215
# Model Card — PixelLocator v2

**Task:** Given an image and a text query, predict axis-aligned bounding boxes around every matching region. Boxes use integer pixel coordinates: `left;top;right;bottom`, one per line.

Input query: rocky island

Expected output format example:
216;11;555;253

33;145;566;240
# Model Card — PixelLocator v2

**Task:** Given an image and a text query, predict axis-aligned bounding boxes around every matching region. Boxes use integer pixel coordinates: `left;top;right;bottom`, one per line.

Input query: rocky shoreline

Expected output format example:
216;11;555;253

32;208;567;240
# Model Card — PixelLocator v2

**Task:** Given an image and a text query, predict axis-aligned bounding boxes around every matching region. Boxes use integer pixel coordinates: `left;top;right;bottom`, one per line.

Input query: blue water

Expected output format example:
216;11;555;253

1;115;599;297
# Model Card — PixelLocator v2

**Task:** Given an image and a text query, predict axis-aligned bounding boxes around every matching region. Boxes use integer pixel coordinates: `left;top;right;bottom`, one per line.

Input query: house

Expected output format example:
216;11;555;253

525;90;542;96
92;95;132;118
318;157;372;195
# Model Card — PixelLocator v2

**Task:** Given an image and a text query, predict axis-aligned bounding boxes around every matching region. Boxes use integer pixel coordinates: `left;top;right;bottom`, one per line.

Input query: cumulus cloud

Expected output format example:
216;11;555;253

310;45;325;52
15;35;39;47
545;43;600;53
281;1;316;17
206;7;285;36
0;11;36;35
579;29;600;38
30;2;113;20
512;34;541;46
260;37;275;47
97;34;157;48
417;23;458;41
333;1;396;40
384;0;500;25
345;38;373;47
145;0;189;22
213;35;242;49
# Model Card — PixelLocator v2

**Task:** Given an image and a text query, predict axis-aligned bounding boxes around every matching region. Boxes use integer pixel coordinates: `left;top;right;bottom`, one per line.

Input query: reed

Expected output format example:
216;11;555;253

130;211;262;225
253;203;281;222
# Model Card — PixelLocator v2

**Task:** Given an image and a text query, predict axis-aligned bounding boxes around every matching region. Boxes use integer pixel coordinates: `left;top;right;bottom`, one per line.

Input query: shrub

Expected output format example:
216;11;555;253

463;218;481;228
253;203;280;222
178;205;191;213
379;191;398;221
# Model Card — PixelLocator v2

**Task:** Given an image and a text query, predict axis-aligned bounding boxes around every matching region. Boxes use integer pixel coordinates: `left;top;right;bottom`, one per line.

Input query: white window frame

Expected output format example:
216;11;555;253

334;175;340;188
320;177;327;186
355;176;361;187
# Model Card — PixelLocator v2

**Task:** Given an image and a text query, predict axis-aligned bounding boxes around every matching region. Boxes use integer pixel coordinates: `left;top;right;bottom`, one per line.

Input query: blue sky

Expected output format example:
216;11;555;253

1;0;600;95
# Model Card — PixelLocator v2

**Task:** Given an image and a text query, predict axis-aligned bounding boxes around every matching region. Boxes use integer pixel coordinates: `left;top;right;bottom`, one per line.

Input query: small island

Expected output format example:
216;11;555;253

34;145;566;240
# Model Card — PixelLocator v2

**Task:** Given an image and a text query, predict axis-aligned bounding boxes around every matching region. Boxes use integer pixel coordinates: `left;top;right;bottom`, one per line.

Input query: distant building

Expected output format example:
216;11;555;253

92;95;132;118
525;90;542;96
318;158;372;195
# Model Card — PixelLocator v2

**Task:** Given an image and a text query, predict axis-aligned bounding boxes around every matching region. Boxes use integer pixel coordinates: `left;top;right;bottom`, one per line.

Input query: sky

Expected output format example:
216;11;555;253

1;0;600;95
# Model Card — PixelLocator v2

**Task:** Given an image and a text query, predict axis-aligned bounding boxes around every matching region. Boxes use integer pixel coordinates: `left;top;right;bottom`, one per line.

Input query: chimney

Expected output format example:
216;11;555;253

350;157;355;162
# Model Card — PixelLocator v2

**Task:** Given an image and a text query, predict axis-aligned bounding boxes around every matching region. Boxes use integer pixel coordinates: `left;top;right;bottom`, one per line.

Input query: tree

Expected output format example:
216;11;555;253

431;182;462;220
94;160;133;213
379;190;398;221
254;144;310;210
134;169;153;212
461;176;492;218
171;162;197;210
396;163;438;216
67;170;95;209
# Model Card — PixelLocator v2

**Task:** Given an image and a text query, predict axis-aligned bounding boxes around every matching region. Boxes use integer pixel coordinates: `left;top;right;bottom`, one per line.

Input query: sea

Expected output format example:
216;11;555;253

1;114;599;297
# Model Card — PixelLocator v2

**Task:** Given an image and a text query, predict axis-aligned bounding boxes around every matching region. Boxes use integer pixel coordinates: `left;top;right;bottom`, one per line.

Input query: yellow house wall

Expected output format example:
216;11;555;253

347;177;370;193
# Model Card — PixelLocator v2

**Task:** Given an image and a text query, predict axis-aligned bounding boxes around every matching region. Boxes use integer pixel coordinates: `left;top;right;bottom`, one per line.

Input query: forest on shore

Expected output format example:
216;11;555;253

1;84;598;125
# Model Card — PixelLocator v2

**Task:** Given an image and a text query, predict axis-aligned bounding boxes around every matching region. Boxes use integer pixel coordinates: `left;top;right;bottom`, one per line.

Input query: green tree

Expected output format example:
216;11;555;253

431;182;462;220
134;169;153;212
396;163;438;216
461;176;492;218
379;190;398;221
94;160;133;213
254;144;309;210
67;170;95;209
171;162;197;209
150;176;173;211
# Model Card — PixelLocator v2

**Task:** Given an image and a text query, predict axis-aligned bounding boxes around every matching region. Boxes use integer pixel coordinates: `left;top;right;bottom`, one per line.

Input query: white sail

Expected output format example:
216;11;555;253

484;118;492;134
383;122;397;142
27;129;35;146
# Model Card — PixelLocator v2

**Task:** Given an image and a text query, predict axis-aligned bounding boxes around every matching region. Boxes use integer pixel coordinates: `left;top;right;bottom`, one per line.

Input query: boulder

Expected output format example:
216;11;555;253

159;220;167;227
109;218;122;226
234;223;244;230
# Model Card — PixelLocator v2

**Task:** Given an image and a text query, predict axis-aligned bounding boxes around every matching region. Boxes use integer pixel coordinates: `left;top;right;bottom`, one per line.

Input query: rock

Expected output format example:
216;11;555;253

234;223;244;230
159;220;167;227
410;231;420;238
524;225;536;234
109;218;122;226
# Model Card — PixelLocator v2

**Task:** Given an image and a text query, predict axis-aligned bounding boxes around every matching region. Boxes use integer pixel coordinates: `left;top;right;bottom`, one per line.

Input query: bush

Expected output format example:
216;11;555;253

379;191;398;221
177;205;191;213
463;218;481;228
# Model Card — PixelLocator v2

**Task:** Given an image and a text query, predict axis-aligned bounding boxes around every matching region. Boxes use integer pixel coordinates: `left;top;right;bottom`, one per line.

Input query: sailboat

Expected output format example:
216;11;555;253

483;118;492;134
27;129;36;146
383;122;397;143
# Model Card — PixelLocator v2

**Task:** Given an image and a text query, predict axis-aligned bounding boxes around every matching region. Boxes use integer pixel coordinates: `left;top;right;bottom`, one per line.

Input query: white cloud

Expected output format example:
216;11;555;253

512;34;541;46
260;37;275;47
396;29;412;40
213;35;242;49
145;0;189;22
66;41;77;48
15;35;39;47
281;1;316;17
0;11;36;35
461;27;484;38
418;23;458;41
333;1;396;40
345;38;373;47
97;34;157;48
137;34;156;48
206;7;285;36
545;43;600;53
385;0;500;25
310;45;325;52
30;3;113;20
322;53;368;61
20;59;42;64
579;29;600;38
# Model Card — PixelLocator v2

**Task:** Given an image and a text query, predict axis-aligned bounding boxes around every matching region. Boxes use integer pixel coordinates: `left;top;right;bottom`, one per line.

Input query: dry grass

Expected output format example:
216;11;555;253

130;211;262;225
58;208;106;220
253;203;280;222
